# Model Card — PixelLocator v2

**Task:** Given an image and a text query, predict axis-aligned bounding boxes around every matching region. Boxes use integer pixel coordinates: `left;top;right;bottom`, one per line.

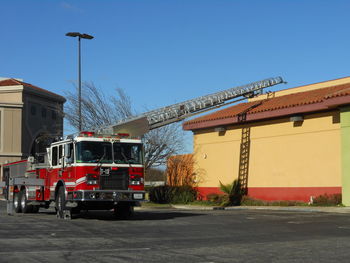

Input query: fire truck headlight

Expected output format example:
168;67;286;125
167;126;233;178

87;180;97;185
129;175;143;186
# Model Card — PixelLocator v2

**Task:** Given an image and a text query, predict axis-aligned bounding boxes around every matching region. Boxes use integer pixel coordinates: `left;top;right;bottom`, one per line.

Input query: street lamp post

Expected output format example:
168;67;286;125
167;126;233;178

66;32;94;131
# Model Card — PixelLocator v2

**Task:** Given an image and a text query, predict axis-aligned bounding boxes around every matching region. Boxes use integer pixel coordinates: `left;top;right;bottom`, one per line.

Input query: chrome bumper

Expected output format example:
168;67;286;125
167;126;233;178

68;190;146;202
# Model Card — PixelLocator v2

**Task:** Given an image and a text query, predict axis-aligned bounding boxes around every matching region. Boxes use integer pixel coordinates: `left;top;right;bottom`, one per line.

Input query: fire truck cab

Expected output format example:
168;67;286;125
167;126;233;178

2;131;146;219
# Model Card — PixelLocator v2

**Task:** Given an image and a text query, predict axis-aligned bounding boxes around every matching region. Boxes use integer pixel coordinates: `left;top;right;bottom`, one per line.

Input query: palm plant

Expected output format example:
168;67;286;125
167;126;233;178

219;179;243;206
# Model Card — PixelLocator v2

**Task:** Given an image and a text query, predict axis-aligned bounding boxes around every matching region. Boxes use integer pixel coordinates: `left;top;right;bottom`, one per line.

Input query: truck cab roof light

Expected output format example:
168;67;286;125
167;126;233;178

116;133;130;138
80;131;95;137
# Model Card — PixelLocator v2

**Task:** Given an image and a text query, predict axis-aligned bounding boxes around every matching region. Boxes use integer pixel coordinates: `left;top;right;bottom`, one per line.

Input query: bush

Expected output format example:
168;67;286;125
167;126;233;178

241;196;307;206
148;185;197;204
148;185;173;204
206;193;221;203
312;193;342;206
228;179;244;206
171;186;197;204
241;196;266;206
219;179;244;206
206;193;228;205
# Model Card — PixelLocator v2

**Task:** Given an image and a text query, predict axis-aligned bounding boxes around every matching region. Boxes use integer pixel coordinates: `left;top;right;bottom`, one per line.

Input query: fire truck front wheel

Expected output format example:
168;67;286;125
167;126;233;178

56;187;66;219
113;202;134;219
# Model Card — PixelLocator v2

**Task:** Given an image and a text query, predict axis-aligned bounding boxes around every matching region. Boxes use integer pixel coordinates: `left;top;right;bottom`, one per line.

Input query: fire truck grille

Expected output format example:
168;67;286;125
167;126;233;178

100;168;129;190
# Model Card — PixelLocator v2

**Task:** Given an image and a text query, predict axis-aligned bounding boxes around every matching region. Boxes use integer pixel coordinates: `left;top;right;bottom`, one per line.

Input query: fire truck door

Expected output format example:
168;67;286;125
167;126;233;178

62;143;74;179
49;145;59;182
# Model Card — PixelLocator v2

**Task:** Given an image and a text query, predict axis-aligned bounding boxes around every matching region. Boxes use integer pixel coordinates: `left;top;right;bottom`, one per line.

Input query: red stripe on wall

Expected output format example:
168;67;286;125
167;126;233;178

248;187;341;202
196;187;225;200
196;186;341;202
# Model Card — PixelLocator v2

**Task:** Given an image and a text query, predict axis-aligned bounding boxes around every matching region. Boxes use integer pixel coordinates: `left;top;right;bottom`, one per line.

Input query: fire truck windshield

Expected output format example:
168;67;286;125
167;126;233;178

113;143;143;164
76;142;113;163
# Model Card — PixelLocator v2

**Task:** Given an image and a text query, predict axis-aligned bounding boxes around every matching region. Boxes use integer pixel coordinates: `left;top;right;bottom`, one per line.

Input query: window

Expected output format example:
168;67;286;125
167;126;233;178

31;105;36;115
51;110;57;120
65;143;74;163
113;143;143;164
75;141;113;163
41;107;47;118
52;146;58;166
58;145;62;164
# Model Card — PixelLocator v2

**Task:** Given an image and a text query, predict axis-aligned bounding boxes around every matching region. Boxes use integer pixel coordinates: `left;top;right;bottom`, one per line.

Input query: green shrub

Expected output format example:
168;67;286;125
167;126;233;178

241;196;307;206
171;186;197;204
312;193;342;206
219;179;244;206
148;185;197;204
229;179;244;206
241;195;266;206
206;193;221;203
206;193;229;205
148;185;173;204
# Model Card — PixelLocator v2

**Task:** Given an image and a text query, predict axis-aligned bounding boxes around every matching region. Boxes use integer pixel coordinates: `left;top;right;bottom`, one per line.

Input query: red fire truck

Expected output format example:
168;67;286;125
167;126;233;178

0;77;284;219
1;131;145;219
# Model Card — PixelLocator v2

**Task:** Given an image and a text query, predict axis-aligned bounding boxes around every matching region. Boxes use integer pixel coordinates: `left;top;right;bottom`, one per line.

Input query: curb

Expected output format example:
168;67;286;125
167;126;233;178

171;205;350;214
2;199;349;214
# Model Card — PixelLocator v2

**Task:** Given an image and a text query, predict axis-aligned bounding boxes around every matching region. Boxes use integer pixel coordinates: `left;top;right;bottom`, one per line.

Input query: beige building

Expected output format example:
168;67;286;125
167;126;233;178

0;78;65;172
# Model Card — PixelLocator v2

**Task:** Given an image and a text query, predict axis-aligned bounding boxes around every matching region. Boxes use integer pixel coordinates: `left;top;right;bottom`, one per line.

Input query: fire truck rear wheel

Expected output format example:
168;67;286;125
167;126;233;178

56;187;66;219
13;192;21;213
20;189;33;213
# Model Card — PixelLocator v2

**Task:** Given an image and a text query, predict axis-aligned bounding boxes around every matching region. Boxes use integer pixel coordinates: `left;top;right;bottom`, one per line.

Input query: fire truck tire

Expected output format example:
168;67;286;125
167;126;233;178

20;189;33;213
13;192;21;213
56;187;66;219
113;202;134;219
71;207;80;215
31;206;40;213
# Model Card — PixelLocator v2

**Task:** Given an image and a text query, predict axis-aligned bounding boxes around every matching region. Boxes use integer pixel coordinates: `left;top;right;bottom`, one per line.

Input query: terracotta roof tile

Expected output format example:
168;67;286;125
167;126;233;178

0;78;65;102
184;82;350;130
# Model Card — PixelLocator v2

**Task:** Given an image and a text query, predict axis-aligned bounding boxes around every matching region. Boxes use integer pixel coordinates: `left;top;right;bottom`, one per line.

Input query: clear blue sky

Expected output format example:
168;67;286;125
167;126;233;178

1;0;350;152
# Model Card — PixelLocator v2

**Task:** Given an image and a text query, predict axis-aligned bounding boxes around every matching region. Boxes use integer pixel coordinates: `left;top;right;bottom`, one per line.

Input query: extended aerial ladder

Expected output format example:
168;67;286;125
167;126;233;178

96;76;285;136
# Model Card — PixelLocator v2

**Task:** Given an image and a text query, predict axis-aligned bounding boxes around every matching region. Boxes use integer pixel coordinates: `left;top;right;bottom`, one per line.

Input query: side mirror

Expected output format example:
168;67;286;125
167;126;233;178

27;156;35;163
64;157;72;165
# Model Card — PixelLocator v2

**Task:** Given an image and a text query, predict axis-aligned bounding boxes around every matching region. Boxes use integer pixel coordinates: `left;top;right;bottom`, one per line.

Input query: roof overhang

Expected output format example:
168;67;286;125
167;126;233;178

183;95;350;131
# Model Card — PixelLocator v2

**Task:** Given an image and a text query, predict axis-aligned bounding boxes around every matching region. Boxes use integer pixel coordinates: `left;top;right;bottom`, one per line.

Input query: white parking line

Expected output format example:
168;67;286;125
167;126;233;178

0;247;151;255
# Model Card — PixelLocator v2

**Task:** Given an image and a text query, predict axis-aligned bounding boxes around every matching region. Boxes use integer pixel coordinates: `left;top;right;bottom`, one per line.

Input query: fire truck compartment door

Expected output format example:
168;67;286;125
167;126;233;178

13;178;45;186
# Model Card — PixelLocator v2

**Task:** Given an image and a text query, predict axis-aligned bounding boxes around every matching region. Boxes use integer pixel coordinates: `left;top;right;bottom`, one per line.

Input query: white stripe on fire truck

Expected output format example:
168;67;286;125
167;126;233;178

76;176;87;184
65;182;76;186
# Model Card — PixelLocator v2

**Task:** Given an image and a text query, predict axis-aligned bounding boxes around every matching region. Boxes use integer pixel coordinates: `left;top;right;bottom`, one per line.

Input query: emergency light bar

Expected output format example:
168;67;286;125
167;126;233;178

78;131;131;139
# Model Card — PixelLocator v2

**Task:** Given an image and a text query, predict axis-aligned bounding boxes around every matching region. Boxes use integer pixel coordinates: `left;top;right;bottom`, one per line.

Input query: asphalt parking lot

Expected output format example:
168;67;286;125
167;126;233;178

1;201;350;262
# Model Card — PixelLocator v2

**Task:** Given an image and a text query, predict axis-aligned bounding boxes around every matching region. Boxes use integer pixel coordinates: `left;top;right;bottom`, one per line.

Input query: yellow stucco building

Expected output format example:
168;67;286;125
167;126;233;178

183;77;350;205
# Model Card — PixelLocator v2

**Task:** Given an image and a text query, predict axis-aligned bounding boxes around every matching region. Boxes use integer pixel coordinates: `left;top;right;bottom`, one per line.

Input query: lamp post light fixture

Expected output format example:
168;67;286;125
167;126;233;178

65;32;94;131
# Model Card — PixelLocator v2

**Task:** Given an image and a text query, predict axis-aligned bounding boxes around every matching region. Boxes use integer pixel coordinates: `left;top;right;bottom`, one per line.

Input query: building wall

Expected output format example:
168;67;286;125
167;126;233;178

340;106;350;206
22;92;64;157
193;110;342;202
0;83;64;185
0;107;22;159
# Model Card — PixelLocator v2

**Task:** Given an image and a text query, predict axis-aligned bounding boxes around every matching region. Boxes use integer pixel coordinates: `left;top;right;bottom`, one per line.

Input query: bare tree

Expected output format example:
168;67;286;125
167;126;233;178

64;82;184;171
65;82;133;129
143;123;183;171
